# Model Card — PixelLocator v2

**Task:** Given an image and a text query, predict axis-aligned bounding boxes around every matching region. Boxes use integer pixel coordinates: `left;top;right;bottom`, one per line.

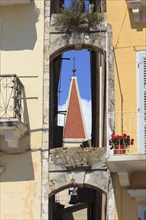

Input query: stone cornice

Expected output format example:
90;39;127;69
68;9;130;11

128;189;146;201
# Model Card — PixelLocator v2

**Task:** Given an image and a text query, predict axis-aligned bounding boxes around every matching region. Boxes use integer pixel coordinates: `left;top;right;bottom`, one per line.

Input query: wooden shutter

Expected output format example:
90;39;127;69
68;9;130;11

137;51;146;153
138;205;146;220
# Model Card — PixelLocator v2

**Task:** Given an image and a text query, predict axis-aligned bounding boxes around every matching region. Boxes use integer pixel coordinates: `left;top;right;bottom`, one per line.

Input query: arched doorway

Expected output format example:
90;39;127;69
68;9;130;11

49;45;106;149
49;183;107;220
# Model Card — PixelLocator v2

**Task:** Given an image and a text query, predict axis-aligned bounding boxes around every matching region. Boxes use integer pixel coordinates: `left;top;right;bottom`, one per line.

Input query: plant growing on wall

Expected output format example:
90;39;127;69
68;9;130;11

53;0;102;31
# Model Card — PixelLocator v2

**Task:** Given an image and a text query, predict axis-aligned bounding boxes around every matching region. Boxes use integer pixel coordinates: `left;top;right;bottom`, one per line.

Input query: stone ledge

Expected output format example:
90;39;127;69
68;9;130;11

49;147;107;171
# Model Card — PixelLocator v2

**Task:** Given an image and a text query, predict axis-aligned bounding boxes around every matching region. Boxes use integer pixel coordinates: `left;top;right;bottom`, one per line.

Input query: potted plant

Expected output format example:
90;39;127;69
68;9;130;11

53;0;102;32
109;133;134;154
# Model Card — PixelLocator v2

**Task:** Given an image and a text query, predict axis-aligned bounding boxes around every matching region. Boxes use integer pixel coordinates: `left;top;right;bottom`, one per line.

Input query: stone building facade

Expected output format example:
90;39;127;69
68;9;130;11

1;0;145;220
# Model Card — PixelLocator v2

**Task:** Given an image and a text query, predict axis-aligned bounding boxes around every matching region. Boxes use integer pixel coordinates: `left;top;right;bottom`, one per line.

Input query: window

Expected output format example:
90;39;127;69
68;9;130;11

50;50;106;149
51;0;64;14
137;51;146;153
138;205;146;220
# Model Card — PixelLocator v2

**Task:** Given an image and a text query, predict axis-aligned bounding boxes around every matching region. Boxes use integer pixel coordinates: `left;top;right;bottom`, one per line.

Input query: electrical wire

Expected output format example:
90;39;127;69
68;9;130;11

115;7;128;48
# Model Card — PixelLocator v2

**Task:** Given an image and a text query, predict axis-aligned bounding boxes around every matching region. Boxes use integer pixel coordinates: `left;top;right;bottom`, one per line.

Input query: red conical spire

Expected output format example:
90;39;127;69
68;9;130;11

64;76;87;139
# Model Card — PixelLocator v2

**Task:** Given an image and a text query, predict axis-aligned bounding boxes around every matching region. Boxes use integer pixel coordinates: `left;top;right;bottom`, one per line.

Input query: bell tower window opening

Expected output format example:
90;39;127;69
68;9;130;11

51;0;106;15
50;49;106;149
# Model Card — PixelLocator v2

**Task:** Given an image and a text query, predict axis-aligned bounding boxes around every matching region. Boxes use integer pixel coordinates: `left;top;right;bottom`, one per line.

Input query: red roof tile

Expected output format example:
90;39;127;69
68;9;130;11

64;77;87;139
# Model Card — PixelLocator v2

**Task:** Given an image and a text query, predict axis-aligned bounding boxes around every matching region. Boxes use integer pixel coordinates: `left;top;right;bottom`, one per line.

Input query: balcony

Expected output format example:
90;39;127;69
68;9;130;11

0;0;31;6
0;74;30;153
106;112;146;187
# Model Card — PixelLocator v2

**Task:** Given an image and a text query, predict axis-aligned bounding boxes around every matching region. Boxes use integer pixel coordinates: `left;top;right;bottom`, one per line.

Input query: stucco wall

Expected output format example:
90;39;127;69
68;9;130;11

131;171;146;187
114;174;141;220
0;0;44;219
0;151;41;220
107;0;146;113
0;1;44;137
107;1;146;220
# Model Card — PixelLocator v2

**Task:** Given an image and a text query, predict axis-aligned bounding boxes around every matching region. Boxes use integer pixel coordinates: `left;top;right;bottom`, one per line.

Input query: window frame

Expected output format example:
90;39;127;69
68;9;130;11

136;50;146;154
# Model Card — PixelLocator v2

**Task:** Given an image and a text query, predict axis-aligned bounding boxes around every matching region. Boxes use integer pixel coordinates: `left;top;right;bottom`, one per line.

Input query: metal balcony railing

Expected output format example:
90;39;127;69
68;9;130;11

107;112;146;155
0;74;23;120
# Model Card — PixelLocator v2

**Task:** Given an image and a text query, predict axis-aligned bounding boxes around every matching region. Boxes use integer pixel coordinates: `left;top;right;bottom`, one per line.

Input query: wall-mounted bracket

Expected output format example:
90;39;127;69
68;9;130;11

0;166;5;174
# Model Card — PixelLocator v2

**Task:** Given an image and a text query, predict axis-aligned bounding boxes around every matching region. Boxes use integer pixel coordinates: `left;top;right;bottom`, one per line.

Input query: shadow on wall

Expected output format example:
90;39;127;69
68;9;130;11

128;9;146;30
0;152;35;182
1;2;40;51
0;81;34;182
22;87;30;130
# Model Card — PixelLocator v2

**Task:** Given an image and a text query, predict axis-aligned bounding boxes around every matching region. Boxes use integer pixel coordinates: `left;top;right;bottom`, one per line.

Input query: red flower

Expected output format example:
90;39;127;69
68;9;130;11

131;139;134;145
109;133;134;149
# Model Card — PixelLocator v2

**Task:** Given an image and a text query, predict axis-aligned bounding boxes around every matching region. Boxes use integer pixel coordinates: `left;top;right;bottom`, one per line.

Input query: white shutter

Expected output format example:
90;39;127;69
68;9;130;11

144;57;146;151
137;51;146;153
138;205;146;220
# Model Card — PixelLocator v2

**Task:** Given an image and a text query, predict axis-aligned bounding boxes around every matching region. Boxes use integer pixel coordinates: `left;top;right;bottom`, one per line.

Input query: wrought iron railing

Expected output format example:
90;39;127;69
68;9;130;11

107;112;146;155
0;74;24;120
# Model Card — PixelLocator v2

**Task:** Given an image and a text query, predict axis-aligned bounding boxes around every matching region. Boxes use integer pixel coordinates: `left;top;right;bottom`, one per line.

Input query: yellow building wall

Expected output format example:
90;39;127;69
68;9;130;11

107;0;146;113
114;174;143;220
0;1;44;219
131;171;146;188
107;1;146;220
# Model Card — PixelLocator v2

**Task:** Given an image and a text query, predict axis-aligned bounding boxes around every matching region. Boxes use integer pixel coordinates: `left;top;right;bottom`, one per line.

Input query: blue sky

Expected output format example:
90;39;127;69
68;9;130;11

65;0;90;11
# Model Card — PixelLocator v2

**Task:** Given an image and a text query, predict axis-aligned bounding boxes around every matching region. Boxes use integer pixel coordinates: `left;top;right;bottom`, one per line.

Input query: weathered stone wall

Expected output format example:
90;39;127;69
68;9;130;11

42;1;115;219
49;148;109;195
42;0;50;219
49;147;116;220
49;17;107;59
106;175;116;220
106;24;115;134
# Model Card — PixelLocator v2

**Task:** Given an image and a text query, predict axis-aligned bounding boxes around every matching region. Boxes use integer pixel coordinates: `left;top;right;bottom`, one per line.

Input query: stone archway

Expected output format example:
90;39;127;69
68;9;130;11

42;1;115;217
49;148;109;196
47;28;114;217
49;30;107;61
49;178;107;220
48;148;109;220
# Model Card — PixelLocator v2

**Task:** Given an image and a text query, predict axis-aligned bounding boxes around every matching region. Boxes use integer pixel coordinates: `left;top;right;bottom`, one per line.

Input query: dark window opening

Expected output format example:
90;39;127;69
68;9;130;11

49;49;106;149
50;0;106;15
